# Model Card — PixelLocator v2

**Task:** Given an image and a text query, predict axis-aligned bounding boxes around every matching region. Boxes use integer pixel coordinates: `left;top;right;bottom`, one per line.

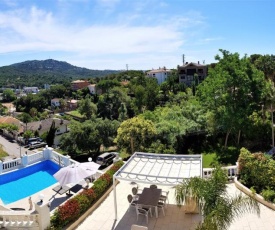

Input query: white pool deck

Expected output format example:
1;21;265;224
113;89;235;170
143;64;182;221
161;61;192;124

6;181;275;230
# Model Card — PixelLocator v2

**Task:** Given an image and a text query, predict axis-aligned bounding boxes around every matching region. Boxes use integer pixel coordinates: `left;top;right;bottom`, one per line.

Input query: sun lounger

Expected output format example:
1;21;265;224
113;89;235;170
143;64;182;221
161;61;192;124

52;185;71;195
52;184;84;195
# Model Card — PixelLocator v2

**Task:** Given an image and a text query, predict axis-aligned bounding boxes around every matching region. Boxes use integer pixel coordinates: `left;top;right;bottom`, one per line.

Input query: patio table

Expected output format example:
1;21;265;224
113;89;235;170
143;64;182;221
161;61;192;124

137;187;162;218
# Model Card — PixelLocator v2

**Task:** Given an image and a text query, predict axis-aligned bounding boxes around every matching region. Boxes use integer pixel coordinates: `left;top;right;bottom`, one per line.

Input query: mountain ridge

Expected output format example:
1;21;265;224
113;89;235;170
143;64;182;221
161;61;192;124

0;59;121;87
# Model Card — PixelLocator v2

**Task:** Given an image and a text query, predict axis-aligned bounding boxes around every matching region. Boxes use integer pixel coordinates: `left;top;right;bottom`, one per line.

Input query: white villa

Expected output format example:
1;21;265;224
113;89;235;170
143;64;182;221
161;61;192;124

146;67;172;84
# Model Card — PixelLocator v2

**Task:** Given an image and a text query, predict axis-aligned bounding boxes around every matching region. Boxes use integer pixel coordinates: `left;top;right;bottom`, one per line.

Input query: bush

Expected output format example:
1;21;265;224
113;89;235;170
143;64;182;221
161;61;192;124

261;188;275;202
50;160;124;229
238;147;275;193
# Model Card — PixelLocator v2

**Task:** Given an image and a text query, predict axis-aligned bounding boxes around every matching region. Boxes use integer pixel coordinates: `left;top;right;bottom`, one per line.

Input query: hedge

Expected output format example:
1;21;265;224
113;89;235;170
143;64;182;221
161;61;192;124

50;160;124;229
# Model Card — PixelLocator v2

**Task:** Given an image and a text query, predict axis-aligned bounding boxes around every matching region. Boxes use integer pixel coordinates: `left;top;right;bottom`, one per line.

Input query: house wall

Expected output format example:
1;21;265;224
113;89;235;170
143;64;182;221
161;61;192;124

178;62;208;86
147;70;171;84
71;81;90;91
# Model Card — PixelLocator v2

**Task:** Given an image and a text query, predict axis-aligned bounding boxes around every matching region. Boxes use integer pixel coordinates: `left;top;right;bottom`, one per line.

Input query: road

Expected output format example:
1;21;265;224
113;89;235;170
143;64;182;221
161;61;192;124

0;135;34;160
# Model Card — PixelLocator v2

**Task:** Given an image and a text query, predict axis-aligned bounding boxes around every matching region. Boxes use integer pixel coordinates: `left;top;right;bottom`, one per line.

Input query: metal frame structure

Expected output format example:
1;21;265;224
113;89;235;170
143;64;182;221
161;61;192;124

113;152;203;220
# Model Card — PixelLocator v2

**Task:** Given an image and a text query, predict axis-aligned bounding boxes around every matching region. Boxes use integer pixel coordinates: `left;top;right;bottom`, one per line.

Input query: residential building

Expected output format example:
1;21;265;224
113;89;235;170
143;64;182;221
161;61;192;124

67;99;78;110
27;118;70;147
23;87;39;94
0;116;23;139
178;62;208;86
71;80;90;91
146;67;172;84
51;98;60;107
87;84;102;95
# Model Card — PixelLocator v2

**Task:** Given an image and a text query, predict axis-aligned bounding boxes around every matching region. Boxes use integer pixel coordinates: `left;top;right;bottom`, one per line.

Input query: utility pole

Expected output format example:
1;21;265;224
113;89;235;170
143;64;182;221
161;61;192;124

19;136;22;157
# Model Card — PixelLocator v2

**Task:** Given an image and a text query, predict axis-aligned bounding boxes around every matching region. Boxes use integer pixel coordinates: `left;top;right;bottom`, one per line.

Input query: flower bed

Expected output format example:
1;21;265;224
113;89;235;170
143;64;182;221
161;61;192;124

50;161;124;229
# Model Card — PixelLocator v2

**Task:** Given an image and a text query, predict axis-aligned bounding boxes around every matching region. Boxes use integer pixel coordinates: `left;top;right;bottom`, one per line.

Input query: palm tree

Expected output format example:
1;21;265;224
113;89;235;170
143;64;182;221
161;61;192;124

174;165;260;230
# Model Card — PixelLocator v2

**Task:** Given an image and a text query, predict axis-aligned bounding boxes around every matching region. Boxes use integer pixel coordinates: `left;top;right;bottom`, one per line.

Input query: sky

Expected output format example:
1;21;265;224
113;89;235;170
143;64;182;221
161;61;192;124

0;0;274;70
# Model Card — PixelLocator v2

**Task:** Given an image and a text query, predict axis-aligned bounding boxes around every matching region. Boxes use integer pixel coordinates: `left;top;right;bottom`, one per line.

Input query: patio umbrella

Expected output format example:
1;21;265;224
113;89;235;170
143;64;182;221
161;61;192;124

53;162;100;186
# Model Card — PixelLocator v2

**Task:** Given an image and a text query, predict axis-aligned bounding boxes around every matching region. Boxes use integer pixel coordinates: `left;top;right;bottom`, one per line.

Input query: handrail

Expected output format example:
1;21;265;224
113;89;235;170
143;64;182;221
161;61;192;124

2;158;21;173
0;212;39;229
203;165;237;179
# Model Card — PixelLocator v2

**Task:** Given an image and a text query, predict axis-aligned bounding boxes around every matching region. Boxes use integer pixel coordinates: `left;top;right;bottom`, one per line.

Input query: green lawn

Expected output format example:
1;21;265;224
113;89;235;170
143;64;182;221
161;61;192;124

67;110;84;118
202;153;217;168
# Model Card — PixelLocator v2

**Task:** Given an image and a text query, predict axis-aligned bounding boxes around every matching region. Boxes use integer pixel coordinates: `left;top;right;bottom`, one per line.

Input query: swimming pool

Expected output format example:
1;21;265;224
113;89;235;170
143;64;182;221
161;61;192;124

0;160;60;204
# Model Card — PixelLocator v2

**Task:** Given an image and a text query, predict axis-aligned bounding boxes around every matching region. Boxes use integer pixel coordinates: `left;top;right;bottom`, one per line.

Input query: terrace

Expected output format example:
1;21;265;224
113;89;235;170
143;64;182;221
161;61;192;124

1;149;274;230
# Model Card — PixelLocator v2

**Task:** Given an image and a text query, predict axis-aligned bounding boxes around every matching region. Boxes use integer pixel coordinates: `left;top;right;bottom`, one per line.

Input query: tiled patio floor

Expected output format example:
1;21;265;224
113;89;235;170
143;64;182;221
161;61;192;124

76;182;275;230
76;182;202;230
6;178;275;230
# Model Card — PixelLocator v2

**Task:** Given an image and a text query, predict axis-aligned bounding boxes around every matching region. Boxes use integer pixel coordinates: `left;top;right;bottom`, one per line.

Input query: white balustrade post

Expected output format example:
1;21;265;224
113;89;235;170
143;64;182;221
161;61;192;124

35;201;50;230
63;155;71;166
0;160;2;174
21;154;28;167
43;146;53;160
236;162;239;177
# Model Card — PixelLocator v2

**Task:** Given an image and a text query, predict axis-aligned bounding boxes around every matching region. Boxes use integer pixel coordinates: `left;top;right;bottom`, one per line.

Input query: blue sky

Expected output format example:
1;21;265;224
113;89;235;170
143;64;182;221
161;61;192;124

0;0;274;70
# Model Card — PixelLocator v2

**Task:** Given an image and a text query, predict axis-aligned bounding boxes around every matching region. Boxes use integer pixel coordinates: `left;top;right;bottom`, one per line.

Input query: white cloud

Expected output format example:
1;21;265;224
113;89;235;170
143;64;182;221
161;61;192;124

0;5;208;69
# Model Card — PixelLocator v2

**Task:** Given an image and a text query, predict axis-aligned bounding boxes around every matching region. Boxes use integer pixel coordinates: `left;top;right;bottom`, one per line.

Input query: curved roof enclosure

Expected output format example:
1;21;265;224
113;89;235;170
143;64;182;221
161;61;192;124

114;152;203;186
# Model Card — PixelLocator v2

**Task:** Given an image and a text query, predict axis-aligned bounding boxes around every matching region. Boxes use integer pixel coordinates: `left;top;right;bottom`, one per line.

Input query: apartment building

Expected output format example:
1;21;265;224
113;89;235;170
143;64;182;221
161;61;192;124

178;62;208;86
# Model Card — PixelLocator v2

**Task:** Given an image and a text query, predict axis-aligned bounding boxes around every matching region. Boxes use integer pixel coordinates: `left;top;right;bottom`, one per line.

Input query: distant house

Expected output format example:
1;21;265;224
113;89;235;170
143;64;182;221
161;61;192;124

71;80;90;91
27;118;70;147
146;67;172;84
67;99;78;110
0;116;23;140
51;98;60;107
23;87;39;94
178;62;208;86
87;84;102;95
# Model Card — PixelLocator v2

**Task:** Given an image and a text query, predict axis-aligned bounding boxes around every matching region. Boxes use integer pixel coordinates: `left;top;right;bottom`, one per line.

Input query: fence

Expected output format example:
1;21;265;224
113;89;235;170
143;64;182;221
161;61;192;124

0;212;39;229
0;146;77;174
203;165;238;180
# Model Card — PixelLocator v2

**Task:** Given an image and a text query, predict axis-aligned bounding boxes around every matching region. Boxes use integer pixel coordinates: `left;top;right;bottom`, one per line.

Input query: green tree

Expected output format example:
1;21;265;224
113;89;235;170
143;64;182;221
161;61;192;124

78;95;97;119
197;49;268;147
46;121;56;147
96;79;120;94
253;54;275;83
2;89;16;102
23;130;34;143
175;165;260;230
20;112;32;131
115;116;157;154
29;107;38;118
60;118;119;155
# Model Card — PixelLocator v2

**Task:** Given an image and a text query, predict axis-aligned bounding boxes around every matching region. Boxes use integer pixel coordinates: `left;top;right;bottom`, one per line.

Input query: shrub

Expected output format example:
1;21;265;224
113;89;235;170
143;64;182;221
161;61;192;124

57;199;80;226
73;194;90;214
50;160;124;229
261;188;275;202
238;148;275;193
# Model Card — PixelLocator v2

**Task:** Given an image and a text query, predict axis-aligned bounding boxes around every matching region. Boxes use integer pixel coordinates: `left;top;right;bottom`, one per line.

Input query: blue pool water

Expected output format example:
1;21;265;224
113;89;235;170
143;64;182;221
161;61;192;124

0;160;60;204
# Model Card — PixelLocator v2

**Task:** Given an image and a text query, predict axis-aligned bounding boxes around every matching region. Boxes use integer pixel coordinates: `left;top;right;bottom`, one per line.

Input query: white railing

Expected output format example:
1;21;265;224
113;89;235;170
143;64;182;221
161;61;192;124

203;165;237;179
28;151;44;165
0;212;39;229
0;147;79;174
2;158;21;173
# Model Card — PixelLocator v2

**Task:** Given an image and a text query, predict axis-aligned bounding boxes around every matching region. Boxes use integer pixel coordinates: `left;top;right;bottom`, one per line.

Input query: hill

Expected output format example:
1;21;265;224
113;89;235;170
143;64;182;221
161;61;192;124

0;59;121;88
